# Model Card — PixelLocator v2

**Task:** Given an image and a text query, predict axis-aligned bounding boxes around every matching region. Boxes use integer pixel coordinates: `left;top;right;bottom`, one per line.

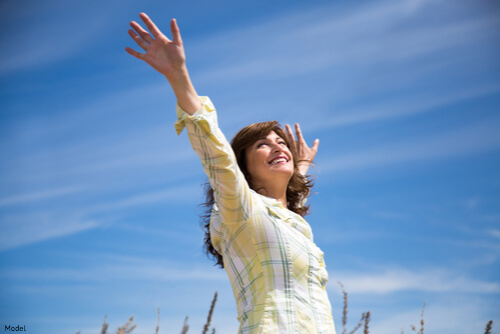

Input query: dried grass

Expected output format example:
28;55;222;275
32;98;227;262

101;315;109;334
78;287;494;334
202;291;218;334
338;282;371;334
363;311;370;334
180;316;189;334
338;281;348;334
83;292;217;334
347;313;366;334
484;320;493;334
410;302;425;334
154;307;160;334
117;316;136;334
335;282;488;334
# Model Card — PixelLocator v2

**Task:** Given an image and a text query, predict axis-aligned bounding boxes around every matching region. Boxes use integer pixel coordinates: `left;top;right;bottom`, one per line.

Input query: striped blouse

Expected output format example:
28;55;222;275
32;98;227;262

175;97;336;334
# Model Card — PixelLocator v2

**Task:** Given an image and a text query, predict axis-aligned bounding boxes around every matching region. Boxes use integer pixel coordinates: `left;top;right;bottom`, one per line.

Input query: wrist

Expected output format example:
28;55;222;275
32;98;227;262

164;64;189;84
167;70;201;115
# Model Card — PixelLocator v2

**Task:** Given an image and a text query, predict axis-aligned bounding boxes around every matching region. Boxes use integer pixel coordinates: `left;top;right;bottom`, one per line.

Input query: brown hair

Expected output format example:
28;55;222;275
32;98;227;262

201;121;314;268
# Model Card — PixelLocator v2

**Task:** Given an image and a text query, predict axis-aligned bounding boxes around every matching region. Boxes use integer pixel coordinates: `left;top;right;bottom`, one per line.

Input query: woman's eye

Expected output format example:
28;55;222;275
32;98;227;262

257;143;266;148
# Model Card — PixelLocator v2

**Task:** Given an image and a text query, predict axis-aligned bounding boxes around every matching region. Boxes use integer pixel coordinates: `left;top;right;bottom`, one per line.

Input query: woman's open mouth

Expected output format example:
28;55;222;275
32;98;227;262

269;156;289;165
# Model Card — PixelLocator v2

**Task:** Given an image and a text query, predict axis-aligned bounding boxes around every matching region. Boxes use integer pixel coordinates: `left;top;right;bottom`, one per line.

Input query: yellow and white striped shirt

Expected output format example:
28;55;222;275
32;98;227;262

175;97;336;334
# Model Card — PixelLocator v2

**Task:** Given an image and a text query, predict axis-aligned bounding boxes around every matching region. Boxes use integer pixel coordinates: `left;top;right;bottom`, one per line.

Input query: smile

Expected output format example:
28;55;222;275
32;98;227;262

269;157;289;165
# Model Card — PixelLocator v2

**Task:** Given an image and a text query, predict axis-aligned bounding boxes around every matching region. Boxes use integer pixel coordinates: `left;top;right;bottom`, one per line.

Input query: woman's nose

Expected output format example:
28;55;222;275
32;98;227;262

271;143;283;153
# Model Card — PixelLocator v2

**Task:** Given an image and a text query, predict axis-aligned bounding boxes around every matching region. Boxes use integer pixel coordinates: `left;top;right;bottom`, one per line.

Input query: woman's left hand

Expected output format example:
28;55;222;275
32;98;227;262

285;123;319;175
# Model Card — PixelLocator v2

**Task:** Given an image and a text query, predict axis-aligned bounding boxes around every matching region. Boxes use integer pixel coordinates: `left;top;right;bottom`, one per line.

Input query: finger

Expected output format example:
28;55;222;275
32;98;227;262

312;139;320;152
171;18;183;45
285;124;296;145
140;12;164;39
125;46;146;60
295;123;305;143
128;29;149;51
130;21;155;44
285;124;294;139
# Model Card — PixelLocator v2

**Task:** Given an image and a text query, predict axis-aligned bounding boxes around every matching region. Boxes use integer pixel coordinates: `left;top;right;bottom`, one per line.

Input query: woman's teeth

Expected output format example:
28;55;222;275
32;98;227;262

270;158;287;164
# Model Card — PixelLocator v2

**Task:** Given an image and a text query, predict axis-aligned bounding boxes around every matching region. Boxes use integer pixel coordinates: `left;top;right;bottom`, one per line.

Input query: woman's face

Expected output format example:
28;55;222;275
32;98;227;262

245;130;294;187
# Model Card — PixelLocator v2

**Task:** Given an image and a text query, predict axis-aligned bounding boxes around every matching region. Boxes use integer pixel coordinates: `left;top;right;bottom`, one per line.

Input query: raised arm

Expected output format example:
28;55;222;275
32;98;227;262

126;14;256;223
285;123;319;175
125;13;201;114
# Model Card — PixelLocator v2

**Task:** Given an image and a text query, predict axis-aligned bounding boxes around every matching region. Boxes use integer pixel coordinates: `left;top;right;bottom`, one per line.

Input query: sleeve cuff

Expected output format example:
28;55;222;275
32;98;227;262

174;96;216;135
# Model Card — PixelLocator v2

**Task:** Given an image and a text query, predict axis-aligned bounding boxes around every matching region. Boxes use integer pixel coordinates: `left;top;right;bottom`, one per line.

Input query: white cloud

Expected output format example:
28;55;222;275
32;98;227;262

372;211;408;220
83;185;198;213
488;229;500;239
368;299;494;334
0;186;83;207
460;196;481;211
0;81;197;189
320;115;500;174
480;215;500;223
0;182;201;251
0;214;98;251
329;268;500;294
184;0;500;147
0;255;226;283
306;84;500;131
192;0;498;84
0;1;129;74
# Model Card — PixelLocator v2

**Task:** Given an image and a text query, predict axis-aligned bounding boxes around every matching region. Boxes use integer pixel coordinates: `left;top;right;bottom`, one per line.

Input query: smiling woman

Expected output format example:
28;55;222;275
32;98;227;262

201;120;315;269
126;12;334;334
246;130;294;196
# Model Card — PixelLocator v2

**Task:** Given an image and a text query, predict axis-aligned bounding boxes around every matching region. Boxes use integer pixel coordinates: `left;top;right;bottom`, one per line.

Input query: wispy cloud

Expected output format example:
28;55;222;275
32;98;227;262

320;115;500;174
0;213;98;251
185;0;500;143
0;182;201;252
193;0;499;84
488;229;500;239
306;84;500;131
1;255;226;283
0;81;196;189
480;214;500;223
329;268;500;294
82;183;200;215
0;186;83;207
0;1;129;74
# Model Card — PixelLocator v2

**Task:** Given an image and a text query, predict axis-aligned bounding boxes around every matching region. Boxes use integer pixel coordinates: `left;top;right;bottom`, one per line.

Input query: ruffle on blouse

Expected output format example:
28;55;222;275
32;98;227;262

175;96;217;135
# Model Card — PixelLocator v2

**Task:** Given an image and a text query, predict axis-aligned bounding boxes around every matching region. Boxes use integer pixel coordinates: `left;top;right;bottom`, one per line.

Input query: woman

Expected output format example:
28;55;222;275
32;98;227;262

126;13;336;334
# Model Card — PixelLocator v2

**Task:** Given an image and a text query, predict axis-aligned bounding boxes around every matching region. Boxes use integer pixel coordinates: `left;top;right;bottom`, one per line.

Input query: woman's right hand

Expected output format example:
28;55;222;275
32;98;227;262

126;13;201;114
126;13;186;80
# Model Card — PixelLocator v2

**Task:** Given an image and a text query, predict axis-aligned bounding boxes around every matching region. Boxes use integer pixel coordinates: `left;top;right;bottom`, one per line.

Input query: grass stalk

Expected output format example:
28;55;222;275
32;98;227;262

363;311;370;334
180;316;189;334
101;315;109;334
154;307;160;334
348;313;366;334
338;281;348;334
484;320;493;334
202;291;218;334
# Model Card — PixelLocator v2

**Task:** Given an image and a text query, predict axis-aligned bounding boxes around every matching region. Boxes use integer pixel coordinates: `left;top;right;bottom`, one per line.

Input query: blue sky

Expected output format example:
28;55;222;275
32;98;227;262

0;0;499;333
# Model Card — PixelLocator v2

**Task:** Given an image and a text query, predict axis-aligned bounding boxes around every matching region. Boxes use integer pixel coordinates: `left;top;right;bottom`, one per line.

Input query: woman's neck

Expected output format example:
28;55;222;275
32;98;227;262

254;183;288;208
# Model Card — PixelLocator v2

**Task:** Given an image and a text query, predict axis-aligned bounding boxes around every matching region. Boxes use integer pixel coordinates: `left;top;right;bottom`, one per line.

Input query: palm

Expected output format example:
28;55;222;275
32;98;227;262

126;13;186;78
145;37;184;76
296;138;318;162
285;123;319;175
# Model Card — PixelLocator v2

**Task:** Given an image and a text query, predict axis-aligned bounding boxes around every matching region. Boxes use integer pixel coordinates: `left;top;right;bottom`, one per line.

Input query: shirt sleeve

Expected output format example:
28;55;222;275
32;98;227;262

175;96;255;224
